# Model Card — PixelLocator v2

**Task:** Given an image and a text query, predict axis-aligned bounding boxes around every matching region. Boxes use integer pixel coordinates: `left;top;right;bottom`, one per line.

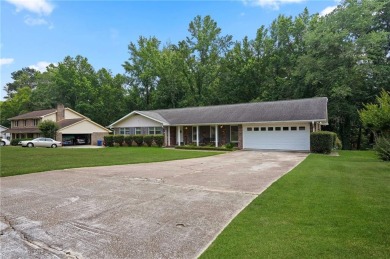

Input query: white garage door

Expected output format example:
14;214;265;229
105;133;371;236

243;125;310;151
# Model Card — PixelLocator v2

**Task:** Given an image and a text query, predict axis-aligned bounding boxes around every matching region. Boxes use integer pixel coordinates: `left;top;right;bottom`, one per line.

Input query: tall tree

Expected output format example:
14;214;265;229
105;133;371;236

183;15;233;105
296;0;390;148
3;67;40;99
123;36;161;110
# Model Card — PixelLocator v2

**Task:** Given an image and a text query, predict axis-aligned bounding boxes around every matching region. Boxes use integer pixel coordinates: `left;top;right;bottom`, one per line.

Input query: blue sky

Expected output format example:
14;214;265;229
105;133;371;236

1;0;338;99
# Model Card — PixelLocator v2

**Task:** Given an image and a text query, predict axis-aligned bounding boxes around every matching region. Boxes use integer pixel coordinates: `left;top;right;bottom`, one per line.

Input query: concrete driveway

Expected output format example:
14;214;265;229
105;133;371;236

0;151;307;259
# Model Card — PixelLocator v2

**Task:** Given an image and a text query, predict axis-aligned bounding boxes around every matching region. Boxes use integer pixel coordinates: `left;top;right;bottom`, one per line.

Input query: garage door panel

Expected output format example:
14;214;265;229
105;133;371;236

243;125;310;151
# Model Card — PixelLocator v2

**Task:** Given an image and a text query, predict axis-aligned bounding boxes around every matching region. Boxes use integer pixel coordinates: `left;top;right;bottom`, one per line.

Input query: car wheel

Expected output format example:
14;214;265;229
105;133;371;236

27;143;34;148
51;144;57;148
0;141;5;146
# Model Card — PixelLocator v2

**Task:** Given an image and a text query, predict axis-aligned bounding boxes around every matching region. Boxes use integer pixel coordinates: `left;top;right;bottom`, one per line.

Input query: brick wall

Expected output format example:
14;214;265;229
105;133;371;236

91;132;107;145
238;125;243;149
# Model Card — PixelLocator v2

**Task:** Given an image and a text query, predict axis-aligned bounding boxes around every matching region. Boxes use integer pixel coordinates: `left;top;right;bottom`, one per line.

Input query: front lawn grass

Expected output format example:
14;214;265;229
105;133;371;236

0;146;223;177
201;151;390;258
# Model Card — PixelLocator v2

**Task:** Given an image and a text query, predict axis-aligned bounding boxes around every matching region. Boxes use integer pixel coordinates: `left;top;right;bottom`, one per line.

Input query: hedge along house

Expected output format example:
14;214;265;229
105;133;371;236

109;97;328;151
5;104;110;145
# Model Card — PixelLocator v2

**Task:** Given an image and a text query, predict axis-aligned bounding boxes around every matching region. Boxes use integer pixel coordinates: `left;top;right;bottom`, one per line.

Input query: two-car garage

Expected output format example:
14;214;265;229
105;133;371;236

243;123;310;151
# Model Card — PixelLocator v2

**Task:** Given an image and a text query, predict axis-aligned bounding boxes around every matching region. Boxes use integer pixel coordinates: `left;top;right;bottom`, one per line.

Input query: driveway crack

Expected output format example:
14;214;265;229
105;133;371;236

1;215;82;258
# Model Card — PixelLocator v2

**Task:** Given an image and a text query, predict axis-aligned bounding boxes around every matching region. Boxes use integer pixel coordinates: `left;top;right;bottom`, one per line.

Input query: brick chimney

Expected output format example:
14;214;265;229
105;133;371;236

56;104;65;122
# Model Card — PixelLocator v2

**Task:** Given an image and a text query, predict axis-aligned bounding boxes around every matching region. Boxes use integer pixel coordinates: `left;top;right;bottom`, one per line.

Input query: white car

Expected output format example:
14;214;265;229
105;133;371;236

0;138;10;146
19;138;62;148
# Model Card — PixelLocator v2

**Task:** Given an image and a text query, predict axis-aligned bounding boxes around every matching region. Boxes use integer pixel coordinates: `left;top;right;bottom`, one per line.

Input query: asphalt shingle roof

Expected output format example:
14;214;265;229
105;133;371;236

9;109;57;120
134;97;328;125
57;118;85;129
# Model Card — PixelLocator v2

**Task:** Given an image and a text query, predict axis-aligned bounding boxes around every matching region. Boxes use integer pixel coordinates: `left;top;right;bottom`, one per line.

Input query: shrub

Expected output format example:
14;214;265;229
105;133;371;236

104;135;114;147
374;136;390;161
224;143;235;149
310;131;335;154
153;134;164;147
335;136;343;150
133;135;144;147
124;135;133;147
143;135;153;147
11;138;30;146
113;135;124;146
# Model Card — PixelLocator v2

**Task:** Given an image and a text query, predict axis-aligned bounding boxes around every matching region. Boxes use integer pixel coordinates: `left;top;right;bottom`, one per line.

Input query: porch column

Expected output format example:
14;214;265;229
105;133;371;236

168;126;171;146
215;125;219;147
177;126;181;146
196;125;199;146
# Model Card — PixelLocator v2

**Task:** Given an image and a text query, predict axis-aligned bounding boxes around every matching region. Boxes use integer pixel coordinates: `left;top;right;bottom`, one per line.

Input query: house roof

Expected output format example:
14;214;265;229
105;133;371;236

111;97;328;126
3;128;41;134
57;118;85;129
9;109;57;120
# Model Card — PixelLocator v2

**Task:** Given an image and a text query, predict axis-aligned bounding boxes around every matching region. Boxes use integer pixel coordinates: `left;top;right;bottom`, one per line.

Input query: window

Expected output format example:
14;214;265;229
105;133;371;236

210;126;216;139
125;128;131;135
192;126;197;142
283;127;289;131
33;119;39;126
268;127;274;131
148;127;156;135
261;127;267;131
254;127;259;131
230;126;239;143
119;128;125;134
135;127;141;135
155;127;162;135
24;120;27;127
291;126;297;131
247;127;252;131
299;126;306;131
13;121;19;127
275;127;281;131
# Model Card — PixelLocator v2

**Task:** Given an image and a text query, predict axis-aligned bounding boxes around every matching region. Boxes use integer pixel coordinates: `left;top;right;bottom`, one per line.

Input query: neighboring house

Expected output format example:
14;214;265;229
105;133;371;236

5;104;110;145
0;125;10;140
109;97;328;151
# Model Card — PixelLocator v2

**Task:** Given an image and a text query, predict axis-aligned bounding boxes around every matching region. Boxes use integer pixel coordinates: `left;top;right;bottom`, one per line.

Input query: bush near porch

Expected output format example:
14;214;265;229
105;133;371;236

104;134;164;147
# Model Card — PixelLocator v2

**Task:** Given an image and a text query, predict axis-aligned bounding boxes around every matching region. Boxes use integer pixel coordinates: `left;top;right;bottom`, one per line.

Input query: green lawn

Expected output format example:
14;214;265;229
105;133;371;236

201;151;390;258
0;146;222;177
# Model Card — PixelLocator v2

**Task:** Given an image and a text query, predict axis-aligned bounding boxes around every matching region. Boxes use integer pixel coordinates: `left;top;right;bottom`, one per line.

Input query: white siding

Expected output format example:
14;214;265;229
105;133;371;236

59;120;110;134
42;113;56;122
243;123;310;151
115;114;163;127
65;109;83;119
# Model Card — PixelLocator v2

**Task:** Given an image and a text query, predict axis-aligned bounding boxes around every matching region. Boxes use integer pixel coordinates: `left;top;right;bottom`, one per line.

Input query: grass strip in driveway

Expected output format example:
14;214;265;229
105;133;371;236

0;147;222;177
200;151;390;258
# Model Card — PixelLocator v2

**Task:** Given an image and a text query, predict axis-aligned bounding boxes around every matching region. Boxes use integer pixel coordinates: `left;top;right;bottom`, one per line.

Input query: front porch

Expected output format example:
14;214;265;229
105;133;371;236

164;125;242;149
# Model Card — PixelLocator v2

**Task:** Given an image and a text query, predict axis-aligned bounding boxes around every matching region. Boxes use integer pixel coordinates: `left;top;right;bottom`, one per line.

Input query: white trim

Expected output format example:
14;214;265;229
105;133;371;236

177;126;181;146
196;126;199;146
109;111;167;128
59;119;111;133
215;125;218;147
169;119;327;126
